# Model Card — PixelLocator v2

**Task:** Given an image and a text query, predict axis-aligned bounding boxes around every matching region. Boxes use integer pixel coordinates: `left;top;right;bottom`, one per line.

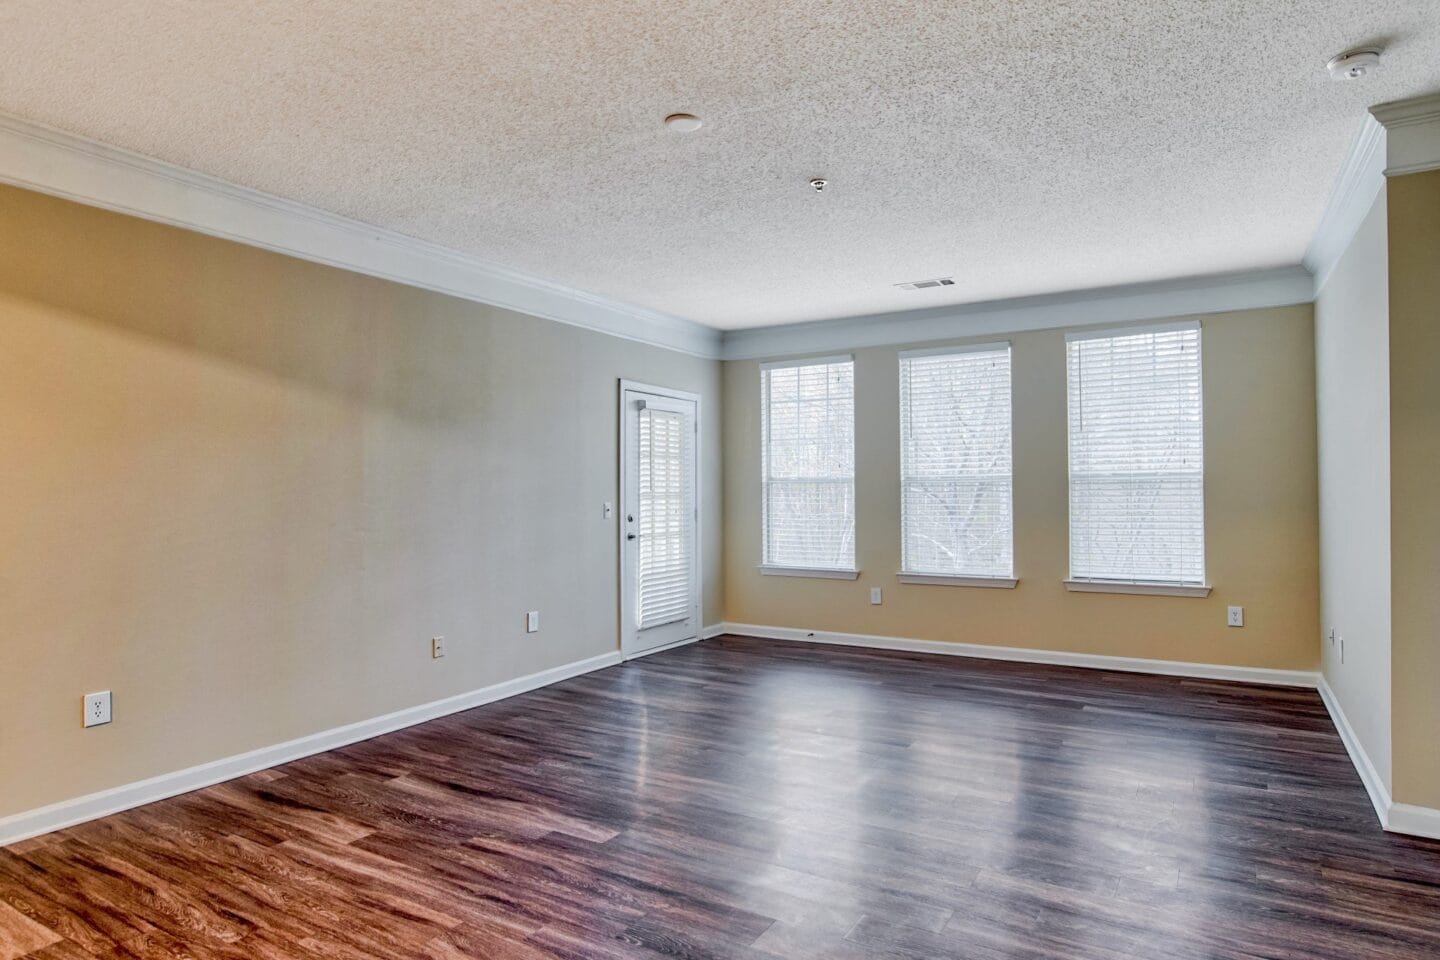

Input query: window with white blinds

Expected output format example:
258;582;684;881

761;357;856;571
900;345;1013;578
637;405;694;629
1067;322;1205;585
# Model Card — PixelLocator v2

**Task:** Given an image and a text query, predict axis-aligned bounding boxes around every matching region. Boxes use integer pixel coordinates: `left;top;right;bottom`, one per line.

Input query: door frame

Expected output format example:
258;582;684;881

618;379;703;661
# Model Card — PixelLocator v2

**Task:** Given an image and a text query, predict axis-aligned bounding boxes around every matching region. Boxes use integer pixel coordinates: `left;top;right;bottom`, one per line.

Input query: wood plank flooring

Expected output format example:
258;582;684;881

3;635;1440;959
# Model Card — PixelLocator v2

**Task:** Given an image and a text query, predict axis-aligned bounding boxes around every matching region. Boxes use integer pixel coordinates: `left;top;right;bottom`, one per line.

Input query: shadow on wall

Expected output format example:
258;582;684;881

0;184;576;427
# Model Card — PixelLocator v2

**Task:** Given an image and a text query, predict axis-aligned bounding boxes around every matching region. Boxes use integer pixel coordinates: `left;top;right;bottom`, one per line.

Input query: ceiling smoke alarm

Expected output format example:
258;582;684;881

809;177;828;192
1327;48;1382;80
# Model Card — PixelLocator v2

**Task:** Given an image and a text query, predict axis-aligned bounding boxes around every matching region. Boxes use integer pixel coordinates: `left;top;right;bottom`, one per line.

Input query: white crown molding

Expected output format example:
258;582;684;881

715;622;1319;687
718;265;1315;361
1372;91;1440;178
0;649;622;847
1304;115;1387;295
0;113;723;359
11;100;1430;367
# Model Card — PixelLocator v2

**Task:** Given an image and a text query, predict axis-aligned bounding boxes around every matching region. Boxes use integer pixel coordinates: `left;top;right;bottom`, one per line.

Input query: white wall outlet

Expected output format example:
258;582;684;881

603;501;614;520
526;611;540;633
83;691;112;728
870;587;883;605
1227;606;1244;627
431;636;446;659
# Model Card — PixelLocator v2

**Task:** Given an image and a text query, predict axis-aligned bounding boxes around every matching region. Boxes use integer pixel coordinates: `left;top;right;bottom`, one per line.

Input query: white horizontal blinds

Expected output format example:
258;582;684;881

900;345;1013;577
762;358;856;570
1067;323;1205;584
637;404;694;629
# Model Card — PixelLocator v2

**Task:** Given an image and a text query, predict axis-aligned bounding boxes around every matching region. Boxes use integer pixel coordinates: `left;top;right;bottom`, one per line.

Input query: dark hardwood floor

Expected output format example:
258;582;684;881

3;635;1439;959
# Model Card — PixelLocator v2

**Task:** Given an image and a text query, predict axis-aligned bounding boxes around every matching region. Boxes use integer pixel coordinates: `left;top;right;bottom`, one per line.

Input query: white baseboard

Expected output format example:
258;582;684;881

1315;675;1440;842
713;622;1319;687
0;649;623;847
1388;803;1440;841
1316;676;1393;829
700;623;728;640
716;623;1440;841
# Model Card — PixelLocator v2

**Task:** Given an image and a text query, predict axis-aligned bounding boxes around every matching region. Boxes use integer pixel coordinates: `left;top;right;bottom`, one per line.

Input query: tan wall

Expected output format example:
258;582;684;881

724;307;1319;669
1315;189;1392;790
0;186;722;818
1387;169;1440;810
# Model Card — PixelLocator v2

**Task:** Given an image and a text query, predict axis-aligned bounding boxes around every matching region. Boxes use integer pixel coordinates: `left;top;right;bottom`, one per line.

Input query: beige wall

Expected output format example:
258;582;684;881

724;307;1319;669
1387;170;1440;810
1315;189;1392;791
0;186;722;818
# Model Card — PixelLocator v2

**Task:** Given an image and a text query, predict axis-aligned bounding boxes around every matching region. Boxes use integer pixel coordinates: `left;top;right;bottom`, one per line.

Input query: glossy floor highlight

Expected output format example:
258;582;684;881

2;635;1438;959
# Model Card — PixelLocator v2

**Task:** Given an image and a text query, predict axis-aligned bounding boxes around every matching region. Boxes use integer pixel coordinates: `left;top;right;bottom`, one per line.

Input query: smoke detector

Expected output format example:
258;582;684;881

809;178;828;193
1327;48;1382;80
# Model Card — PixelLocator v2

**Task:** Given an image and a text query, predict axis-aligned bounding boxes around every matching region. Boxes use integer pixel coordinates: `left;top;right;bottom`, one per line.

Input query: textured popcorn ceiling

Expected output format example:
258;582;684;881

1;1;1437;329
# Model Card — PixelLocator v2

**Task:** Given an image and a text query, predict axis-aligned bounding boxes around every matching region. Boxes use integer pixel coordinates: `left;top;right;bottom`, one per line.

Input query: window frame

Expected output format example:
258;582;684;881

759;355;858;578
897;342;1017;587
1064;320;1209;597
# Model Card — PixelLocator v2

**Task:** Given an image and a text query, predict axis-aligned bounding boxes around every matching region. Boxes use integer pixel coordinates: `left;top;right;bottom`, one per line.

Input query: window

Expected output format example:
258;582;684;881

1066;322;1205;587
899;344;1013;581
761;357;856;574
636;402;695;630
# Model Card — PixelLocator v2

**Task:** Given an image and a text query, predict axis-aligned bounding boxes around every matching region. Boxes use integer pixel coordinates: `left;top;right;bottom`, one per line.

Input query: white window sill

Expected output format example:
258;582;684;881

1064;579;1211;598
758;565;860;580
897;573;1018;589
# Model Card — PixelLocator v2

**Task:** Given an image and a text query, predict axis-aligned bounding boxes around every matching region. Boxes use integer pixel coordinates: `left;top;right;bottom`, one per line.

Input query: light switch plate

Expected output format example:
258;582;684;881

526;611;540;633
870;587;883;605
431;636;446;658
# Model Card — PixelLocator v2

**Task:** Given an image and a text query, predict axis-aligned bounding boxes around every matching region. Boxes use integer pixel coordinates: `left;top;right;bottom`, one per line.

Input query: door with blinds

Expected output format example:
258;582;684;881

620;382;700;659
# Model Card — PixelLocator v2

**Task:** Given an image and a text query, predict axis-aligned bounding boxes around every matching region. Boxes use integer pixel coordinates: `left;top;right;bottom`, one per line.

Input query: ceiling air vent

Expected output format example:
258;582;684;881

895;277;955;291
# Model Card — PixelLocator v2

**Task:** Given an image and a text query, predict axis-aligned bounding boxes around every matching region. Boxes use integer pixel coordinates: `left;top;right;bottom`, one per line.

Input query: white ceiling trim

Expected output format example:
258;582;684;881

10;98;1434;366
719;265;1314;361
1304;115;1386;296
0;113;724;359
1371;92;1440;177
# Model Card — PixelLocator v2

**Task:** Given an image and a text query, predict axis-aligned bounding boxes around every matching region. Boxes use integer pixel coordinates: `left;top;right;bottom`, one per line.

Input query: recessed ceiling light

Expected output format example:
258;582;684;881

664;113;702;132
1327;48;1382;80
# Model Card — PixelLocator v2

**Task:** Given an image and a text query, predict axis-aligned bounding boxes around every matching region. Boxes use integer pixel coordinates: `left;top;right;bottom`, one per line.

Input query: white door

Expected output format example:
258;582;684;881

620;381;700;659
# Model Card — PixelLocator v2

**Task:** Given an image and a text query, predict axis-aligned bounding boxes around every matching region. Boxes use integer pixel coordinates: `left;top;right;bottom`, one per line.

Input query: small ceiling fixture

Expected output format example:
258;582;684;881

1327;48;1382;80
809;177;828;192
896;277;955;291
664;113;702;132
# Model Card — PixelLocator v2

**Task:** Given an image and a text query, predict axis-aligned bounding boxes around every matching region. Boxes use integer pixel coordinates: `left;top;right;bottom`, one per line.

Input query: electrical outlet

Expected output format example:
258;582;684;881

526;610;540;633
1227;606;1244;628
83;691;112;728
431;636;446;659
870;587;883;605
